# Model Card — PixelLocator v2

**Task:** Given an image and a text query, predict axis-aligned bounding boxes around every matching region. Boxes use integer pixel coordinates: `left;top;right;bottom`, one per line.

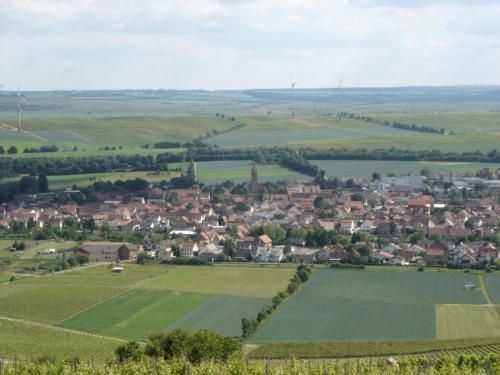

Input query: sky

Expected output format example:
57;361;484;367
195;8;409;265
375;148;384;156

0;0;499;90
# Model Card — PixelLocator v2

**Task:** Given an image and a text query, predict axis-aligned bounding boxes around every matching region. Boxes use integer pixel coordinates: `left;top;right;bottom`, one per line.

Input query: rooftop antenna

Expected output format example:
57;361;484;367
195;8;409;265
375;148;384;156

337;79;342;121
290;78;296;117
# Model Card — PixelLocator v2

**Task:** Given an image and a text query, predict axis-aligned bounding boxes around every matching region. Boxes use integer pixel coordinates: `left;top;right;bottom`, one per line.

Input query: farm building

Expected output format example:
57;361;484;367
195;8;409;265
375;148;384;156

73;241;143;262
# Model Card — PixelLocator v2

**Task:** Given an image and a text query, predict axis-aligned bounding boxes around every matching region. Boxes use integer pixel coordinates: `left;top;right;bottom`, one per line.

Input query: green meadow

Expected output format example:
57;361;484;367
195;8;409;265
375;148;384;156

312;160;500;178
251;269;488;343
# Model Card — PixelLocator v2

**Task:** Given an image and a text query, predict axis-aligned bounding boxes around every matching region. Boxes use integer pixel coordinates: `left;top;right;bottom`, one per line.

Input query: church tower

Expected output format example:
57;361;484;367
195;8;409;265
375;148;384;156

249;162;260;194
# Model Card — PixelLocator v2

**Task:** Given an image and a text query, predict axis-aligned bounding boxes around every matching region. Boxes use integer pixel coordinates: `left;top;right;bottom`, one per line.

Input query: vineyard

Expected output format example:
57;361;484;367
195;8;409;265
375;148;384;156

1;354;500;375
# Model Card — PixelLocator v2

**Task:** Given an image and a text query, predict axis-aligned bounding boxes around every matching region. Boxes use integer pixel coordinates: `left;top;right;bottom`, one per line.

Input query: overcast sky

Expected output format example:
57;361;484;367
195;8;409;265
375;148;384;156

1;0;499;90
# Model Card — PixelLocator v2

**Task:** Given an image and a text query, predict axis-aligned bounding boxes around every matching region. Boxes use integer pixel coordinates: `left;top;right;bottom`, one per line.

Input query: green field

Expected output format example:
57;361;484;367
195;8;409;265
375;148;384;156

168;295;269;337
251;269;486;342
0;264;296;359
0;318;121;362
2;115;236;145
3;161;307;189
0;283;124;323
313;160;500;178
205;114;500;151
195;160;308;184
436;305;500;340
60;289;210;340
484;275;500;304
136;265;295;298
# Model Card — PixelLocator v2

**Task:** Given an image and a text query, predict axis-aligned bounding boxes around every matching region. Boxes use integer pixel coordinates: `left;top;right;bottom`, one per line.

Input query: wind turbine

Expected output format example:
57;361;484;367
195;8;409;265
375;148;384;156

290;78;296;117
17;87;27;132
337;79;343;121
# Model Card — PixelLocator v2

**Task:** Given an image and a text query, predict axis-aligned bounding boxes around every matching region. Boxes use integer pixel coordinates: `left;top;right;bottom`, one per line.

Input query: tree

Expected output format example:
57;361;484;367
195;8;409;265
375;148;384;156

19;176;39;194
234;202;250;212
351;192;365;202
223;239;236;257
171;244;181;257
263;224;286;245
314;196;329;209
145;329;240;364
409;231;425;244
115;341;143;363
420;168;431;178
0;146;5;154
372;172;381;181
83;218;96;233
7;146;17;154
136;252;151;264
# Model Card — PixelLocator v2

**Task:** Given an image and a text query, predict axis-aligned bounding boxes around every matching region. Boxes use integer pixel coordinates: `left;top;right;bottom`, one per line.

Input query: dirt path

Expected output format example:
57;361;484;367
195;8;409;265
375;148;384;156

478;274;493;305
0;122;48;142
0;315;126;342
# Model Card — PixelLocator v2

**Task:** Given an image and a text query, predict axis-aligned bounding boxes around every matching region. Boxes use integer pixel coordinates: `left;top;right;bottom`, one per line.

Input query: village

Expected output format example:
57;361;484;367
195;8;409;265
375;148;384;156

1;165;499;270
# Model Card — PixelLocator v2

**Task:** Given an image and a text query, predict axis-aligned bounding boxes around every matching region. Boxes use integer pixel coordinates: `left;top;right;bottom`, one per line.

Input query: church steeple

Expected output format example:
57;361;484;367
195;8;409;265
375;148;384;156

249;162;260;194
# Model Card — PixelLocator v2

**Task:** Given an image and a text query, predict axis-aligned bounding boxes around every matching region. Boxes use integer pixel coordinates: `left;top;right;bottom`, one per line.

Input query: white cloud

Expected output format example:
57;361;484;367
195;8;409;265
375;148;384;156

0;0;499;90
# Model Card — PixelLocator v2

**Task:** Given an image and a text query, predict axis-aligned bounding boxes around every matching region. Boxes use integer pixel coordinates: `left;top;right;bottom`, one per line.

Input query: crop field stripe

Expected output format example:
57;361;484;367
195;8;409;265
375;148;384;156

59;289;211;340
56;287;133;325
0;315;125;342
168;294;270;337
436;304;500;340
0;318;121;363
478;275;493;305
484;275;500;304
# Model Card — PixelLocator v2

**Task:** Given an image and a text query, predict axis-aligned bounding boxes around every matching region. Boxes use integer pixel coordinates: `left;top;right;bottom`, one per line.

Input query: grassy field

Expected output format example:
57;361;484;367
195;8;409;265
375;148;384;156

168;294;269;337
17;264;169;287
0;240;78;259
1;115;236;144
0;318;121;362
313;160;500;178
136;265;295;298
0;283;124;323
194;160;308;184
436;305;500;339
364;112;500;133
44;171;178;189
484;275;500;304
3;161;307;189
205;114;500;151
251;269;486;343
60;289;210;340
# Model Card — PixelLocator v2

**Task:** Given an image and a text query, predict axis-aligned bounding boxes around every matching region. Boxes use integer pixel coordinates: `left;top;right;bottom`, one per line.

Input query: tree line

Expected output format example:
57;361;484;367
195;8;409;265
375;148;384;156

342;112;448;135
241;265;312;338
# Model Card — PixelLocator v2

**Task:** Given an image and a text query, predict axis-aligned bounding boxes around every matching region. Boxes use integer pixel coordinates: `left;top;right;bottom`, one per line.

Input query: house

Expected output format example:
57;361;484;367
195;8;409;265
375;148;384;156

255;246;284;262
289;248;318;263
198;243;222;262
74;241;142;262
179;241;198;257
359;220;375;232
381;243;401;254
478;243;498;263
235;236;255;261
423;247;447;267
388;255;409;266
155;241;172;262
317;245;350;264
339;219;355;234
258;234;273;248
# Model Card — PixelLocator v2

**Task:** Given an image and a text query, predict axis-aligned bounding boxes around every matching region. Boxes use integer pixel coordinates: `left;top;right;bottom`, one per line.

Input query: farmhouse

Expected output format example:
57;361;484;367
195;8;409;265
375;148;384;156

74;241;143;262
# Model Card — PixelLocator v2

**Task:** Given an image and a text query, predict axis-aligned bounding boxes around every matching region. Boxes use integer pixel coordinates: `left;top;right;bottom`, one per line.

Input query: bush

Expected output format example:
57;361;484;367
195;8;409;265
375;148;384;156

161;257;209;266
145;329;240;364
115;341;143;363
329;263;365;270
